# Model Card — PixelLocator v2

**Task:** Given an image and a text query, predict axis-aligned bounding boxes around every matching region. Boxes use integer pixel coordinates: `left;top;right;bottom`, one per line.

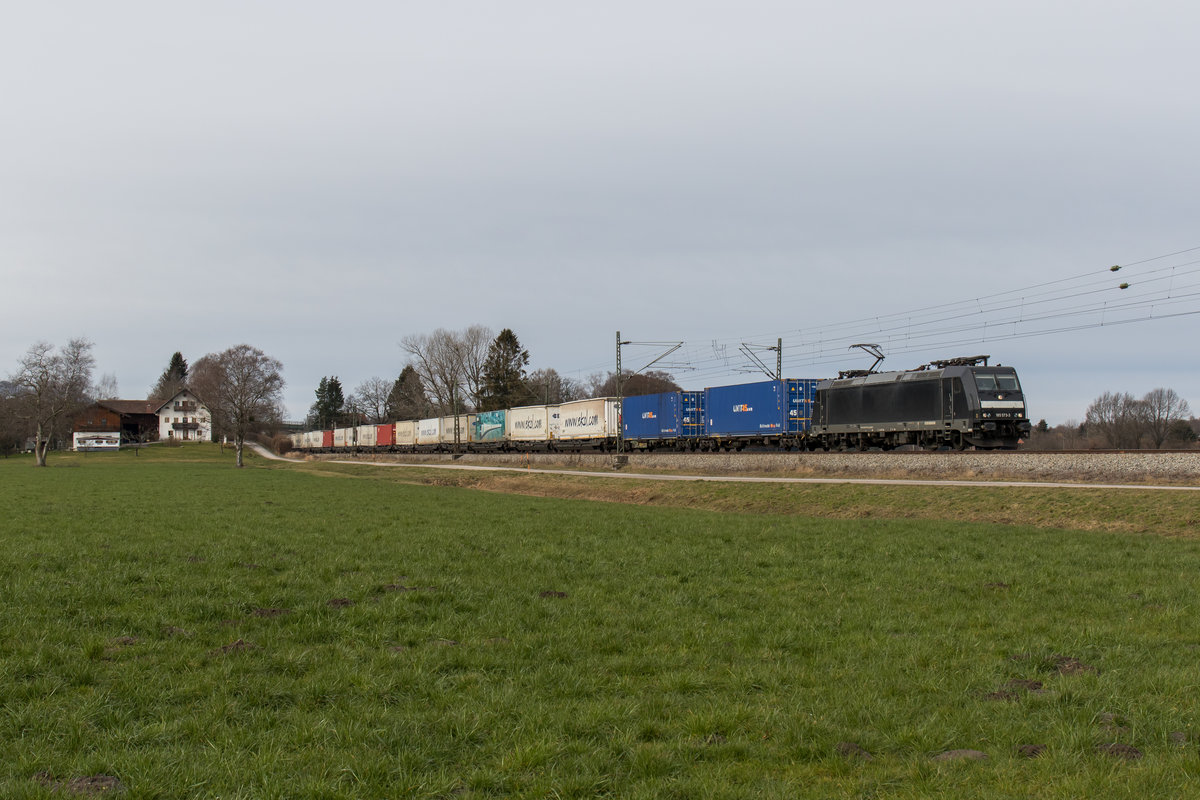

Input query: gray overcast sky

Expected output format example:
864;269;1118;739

3;2;1198;424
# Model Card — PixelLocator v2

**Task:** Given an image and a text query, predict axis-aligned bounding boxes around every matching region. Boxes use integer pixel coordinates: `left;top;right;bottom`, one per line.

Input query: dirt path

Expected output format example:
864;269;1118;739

247;444;1200;492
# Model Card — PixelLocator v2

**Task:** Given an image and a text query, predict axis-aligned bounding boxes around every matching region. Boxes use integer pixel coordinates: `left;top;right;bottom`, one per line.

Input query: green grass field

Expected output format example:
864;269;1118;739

3;445;1200;798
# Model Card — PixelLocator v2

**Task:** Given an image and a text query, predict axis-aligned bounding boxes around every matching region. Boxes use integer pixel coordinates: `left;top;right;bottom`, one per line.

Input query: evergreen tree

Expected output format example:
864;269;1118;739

479;329;530;411
385;365;431;420
150;351;189;403
307;376;346;428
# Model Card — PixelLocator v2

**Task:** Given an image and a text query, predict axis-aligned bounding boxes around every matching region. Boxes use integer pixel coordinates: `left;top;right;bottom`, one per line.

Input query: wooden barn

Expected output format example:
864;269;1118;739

73;400;160;449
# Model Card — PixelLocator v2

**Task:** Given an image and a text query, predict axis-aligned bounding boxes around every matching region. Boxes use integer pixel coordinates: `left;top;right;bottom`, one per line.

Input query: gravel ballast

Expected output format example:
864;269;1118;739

311;450;1200;486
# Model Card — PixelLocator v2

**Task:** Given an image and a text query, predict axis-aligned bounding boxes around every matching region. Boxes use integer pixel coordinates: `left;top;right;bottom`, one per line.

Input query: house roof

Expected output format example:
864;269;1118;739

153;387;208;414
96;399;159;416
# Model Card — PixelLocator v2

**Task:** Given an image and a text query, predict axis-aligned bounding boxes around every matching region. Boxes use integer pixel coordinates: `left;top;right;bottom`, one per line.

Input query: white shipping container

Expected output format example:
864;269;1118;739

355;424;377;448
556;398;620;440
507;405;550;442
416;417;441;446
333;427;355;448
395;420;417;447
437;415;473;445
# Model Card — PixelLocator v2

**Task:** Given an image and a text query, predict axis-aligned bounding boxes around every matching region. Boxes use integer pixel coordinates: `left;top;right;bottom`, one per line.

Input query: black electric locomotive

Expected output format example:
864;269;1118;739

810;356;1030;450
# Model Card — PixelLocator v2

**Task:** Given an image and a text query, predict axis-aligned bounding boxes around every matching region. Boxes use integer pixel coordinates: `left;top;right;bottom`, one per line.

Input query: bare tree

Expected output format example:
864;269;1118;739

9;338;95;466
400;326;492;415
352;376;393;423
190;344;285;467
1142;387;1191;449
94;372;120;400
460;324;493;410
401;330;459;415
525;367;584;405
589;369;681;398
1084;391;1145;449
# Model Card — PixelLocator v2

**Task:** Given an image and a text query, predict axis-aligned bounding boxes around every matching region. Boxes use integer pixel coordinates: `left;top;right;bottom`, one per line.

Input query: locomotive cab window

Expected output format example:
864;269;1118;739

973;372;1020;393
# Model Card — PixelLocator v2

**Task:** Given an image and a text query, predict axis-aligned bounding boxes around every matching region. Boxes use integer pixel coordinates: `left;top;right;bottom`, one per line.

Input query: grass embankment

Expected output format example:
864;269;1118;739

3;445;1200;798
290;457;1200;538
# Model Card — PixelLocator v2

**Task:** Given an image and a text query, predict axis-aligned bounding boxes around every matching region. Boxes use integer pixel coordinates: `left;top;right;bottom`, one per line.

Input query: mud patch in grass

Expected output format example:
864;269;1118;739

34;771;126;795
211;638;256;655
1096;742;1142;760
836;741;872;760
1053;655;1098;675
932;749;988;762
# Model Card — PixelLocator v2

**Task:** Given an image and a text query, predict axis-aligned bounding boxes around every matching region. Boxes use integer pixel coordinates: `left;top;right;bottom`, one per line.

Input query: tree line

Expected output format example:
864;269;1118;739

21;328;1186;462
1026;387;1196;450
2;340;284;467
306;326;681;428
1;327;680;466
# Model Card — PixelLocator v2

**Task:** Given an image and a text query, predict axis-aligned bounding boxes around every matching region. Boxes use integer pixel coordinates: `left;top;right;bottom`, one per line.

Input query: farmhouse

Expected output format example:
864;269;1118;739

73;400;159;450
155;388;213;442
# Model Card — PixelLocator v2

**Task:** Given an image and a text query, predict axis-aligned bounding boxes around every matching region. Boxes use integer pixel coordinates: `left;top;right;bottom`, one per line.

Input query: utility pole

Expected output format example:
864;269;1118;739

740;339;783;381
616;331;626;453
452;385;461;454
615;332;684;453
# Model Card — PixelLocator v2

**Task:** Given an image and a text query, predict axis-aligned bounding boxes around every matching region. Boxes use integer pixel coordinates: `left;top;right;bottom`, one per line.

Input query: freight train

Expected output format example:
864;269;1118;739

290;355;1029;454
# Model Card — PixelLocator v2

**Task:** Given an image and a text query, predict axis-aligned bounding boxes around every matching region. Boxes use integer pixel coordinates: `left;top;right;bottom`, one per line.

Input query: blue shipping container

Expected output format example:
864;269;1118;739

622;392;682;441
704;380;787;437
787;379;820;433
705;379;822;437
681;391;704;439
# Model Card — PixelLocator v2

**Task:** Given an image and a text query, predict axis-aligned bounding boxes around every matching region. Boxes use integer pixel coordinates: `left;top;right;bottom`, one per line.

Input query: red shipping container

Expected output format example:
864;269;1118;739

321;430;334;448
376;423;395;446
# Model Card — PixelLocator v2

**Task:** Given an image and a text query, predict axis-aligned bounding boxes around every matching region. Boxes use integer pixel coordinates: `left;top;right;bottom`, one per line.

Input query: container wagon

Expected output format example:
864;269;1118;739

506;405;551;448
555;398;620;448
622;391;683;450
704;379;818;448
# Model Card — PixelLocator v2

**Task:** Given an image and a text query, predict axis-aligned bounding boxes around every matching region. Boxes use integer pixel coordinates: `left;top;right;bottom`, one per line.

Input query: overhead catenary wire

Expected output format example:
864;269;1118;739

563;245;1200;387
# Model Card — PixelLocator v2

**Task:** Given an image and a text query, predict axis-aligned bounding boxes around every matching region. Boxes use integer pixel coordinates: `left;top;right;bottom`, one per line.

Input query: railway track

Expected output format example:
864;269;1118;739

282;446;1200;487
262;445;1200;491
